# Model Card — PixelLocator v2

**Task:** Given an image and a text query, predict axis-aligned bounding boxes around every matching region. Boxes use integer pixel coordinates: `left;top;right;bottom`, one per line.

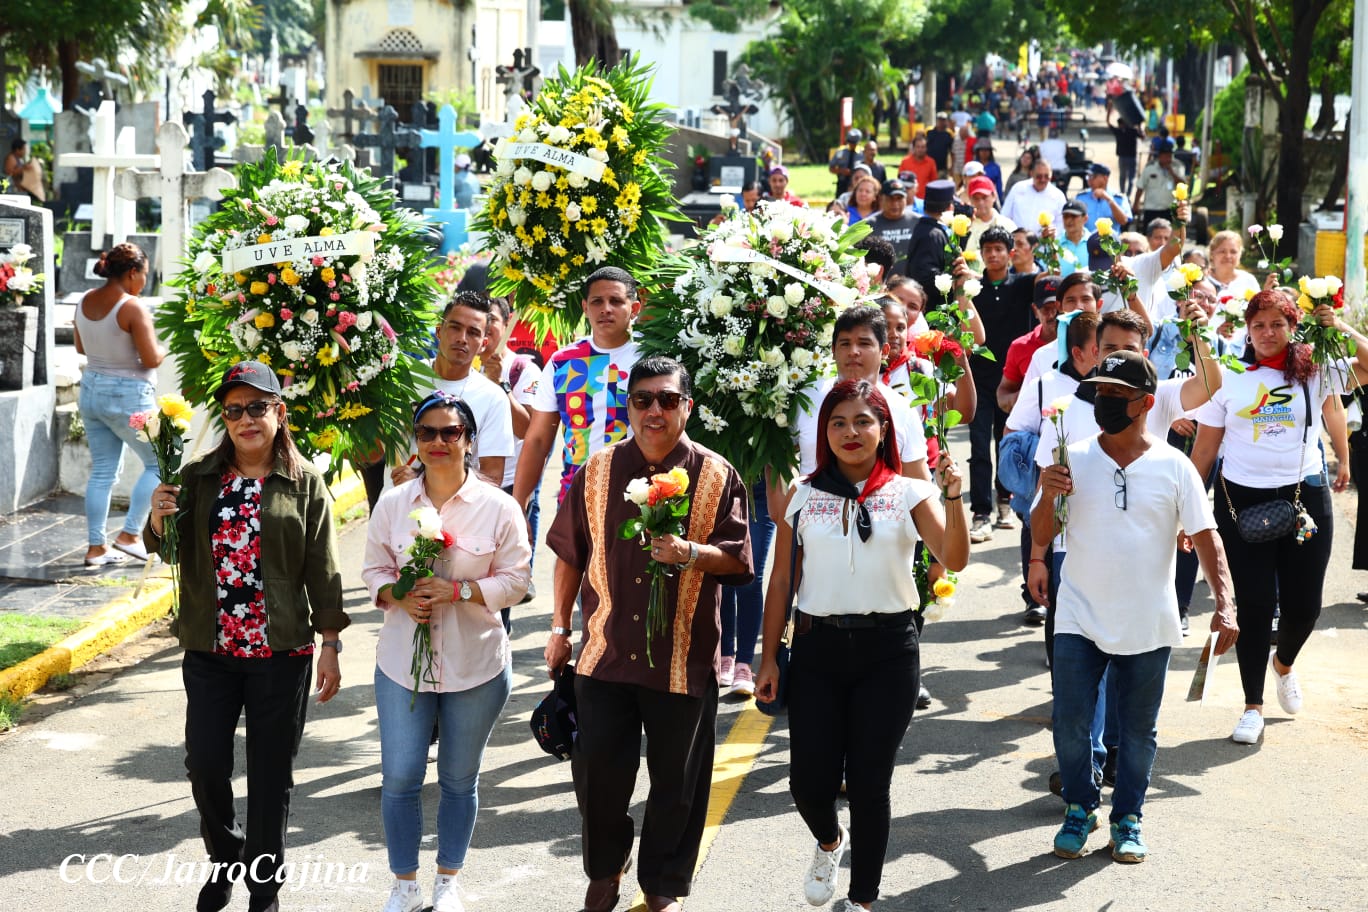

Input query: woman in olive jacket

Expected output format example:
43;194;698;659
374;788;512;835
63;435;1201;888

146;362;349;912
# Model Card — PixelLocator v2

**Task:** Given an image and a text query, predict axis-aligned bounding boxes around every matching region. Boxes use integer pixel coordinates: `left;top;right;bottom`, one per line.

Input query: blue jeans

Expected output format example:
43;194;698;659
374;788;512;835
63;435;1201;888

374;664;512;873
1052;634;1170;822
78;371;159;547
1047;553;1117;772
721;481;774;664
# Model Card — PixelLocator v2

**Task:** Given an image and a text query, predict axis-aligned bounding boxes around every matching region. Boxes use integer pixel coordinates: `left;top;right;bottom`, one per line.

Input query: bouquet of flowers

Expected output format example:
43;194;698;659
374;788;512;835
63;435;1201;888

1215;291;1252;335
162;153;442;477
474;54;681;343
129;395;195;614
906;297;991;469
1294;274;1355;388
1042;396;1072;535
617;467;691;668
1035;211;1064;274
389;507;456;708
1091;218;1137;300
913;547;957;622
636;201;873;486
0;243;44;306
1248;223;1293;283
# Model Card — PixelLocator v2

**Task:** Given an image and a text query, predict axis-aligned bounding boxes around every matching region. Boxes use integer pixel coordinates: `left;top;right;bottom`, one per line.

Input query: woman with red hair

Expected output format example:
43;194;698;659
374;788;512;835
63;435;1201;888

1190;290;1368;746
755;379;968;911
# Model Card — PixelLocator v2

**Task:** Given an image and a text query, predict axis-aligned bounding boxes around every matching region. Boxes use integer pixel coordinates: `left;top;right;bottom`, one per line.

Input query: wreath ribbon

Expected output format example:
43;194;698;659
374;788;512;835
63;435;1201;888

710;243;858;308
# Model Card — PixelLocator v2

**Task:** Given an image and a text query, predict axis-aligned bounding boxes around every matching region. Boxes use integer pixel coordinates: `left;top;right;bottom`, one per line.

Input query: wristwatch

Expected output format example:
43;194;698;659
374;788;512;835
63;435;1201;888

320;640;343;653
454;579;473;601
551;625;572;638
681;541;699;571
500;380;513;394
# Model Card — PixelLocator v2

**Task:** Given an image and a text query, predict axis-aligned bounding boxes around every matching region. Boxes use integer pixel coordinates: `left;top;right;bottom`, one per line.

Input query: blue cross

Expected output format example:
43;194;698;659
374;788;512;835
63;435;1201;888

420;104;482;254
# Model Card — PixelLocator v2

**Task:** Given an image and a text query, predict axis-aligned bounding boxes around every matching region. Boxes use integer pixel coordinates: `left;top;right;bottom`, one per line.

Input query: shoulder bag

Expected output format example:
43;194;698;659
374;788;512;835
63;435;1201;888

1219;380;1309;544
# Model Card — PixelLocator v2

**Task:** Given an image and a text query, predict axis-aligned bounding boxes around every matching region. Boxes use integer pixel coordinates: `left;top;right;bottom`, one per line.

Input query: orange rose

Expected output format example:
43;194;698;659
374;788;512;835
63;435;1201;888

912;331;945;357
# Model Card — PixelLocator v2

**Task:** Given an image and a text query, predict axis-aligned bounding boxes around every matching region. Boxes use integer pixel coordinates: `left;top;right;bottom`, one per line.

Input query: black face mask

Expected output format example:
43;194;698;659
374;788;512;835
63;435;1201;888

1094;395;1138;435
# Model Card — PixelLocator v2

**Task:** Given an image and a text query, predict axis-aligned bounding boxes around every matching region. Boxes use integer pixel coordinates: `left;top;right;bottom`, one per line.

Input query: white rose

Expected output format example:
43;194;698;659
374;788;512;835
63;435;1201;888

1325;276;1343;295
962;278;983;298
765;296;789;319
1165;271;1188;292
284;214;310;233
586;147;609;162
817;325;834;346
281;341;304;362
567;172;588;189
784;282;806;305
193;250;217;274
508;207;527;227
1257;259;1269;270
934;274;954;295
709;294;733;318
565;203;582;222
143;411;161;440
7;271;34;293
719;195;738;211
531;171;554;193
513;167;533;186
1306;277;1328;299
791;348;814;369
770;222;793;243
761;347;785;368
408;507;443;539
242;326;261;349
496;157;515;176
548;125;573;145
775;412;789;428
1267;224;1284;241
300;309;319;326
722;336;746;357
518;128;538;143
624;477;652;505
356;311;373;331
9;243;32;262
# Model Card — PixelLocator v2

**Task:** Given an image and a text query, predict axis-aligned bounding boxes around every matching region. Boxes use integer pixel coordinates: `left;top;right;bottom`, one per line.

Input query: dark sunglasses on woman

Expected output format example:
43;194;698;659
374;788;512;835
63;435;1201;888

222;400;275;422
415;424;467;443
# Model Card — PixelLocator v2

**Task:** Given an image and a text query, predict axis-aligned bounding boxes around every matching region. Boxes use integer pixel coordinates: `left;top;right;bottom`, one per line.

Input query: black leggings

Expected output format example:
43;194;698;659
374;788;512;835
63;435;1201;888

1215;477;1333;706
787;617;919;905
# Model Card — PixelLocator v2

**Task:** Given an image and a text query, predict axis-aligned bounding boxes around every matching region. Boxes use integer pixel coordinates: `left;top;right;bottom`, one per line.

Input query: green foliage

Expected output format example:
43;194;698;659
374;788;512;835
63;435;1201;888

1042;0;1227;55
902;0;1062;74
250;0;320;55
683;0;775;32
0;614;82;672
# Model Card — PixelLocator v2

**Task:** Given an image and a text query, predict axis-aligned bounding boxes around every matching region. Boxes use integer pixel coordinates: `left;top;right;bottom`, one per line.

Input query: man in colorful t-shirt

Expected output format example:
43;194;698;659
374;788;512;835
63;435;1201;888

512;267;642;510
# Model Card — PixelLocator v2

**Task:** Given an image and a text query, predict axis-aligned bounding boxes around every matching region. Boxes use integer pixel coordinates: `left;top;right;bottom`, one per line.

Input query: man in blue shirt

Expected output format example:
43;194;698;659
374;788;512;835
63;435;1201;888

1074;163;1131;233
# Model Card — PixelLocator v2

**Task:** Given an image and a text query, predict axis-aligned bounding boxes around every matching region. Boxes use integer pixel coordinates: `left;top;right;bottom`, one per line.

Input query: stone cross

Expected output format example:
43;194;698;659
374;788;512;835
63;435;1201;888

494;48;539;130
115;121;237;284
358;86;386;110
312;118;332;157
327;89;376;143
267;83;293;123
182;89;237;171
289;103;313;146
711;78;760;140
74;57;129;106
56;100;159;248
419;104;482;254
353;105;419;185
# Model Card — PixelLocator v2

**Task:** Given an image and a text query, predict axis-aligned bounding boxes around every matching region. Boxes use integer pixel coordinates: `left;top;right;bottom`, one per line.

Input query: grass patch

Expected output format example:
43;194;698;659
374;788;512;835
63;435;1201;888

46;672;77;691
0;694;20;731
0;614;84;672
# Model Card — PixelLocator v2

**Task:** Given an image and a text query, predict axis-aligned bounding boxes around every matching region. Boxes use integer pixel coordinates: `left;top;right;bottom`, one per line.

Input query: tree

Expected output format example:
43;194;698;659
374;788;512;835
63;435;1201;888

568;0;621;67
252;0;322;56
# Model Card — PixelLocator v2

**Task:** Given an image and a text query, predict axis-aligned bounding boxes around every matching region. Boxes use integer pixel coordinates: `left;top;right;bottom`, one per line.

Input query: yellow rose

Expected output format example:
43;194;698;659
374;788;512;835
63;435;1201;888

965;250;979;263
1242;287;1256;301
1297;293;1315;313
250;281;269;296
281;267;301;286
258;234;272;244
951;213;972;238
1037;211;1053;228
1179;263;1204;284
319;227;335;236
254;312;275;329
1173;182;1189;202
1298;276;1311;295
932;578;956;599
158;395;194;426
234;272;247;285
1095;218;1114;237
320;267;336;283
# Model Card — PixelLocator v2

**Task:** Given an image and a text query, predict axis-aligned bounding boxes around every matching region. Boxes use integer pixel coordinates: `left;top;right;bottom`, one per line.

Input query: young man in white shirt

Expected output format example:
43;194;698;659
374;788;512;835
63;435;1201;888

1031;350;1237;865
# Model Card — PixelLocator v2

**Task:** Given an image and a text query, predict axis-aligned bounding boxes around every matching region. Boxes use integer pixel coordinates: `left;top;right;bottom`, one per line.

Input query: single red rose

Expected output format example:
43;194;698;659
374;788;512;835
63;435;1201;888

441;531;455;548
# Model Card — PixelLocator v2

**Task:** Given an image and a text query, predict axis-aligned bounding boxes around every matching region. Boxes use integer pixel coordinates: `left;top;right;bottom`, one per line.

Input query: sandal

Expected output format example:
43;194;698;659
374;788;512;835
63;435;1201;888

84;551;129;567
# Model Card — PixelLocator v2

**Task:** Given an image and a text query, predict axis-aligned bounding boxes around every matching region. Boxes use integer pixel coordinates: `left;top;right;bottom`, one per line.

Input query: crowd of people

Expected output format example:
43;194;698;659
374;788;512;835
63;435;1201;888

76;94;1364;912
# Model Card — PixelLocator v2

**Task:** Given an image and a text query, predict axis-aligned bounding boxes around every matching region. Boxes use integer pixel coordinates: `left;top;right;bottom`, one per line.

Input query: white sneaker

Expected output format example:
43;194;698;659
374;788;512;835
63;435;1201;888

831;901;865;912
381;878;423;912
1269;650;1302;714
804;824;848;906
1231;709;1265;744
719;655;735;689
428;741;439;763
432;873;465;912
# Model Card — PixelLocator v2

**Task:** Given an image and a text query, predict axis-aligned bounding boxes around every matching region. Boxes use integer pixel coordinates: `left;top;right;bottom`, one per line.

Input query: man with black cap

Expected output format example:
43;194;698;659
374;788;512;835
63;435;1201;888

1075;163;1132;233
864;178;920;275
1031;349;1237;865
828;128;865;197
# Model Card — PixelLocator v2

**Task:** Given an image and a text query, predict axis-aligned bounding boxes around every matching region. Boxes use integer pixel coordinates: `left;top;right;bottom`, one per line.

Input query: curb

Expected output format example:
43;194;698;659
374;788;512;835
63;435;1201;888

0;469;368;704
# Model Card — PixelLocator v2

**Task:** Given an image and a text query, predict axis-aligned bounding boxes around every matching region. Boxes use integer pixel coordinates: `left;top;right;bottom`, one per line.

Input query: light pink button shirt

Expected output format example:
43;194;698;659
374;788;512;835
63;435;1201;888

363;474;532;693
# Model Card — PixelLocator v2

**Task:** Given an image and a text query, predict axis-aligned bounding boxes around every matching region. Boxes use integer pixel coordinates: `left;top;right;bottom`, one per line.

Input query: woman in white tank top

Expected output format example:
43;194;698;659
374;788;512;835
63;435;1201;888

73;243;165;567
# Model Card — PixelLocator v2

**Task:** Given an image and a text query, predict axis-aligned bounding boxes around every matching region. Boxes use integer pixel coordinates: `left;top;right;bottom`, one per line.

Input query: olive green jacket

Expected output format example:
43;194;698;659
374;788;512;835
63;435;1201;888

145;451;350;652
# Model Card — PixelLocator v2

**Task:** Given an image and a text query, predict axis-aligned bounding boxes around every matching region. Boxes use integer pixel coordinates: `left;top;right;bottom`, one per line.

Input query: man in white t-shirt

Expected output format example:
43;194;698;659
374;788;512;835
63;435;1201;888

392;291;515;487
1030;349;1237;865
513;267;641;511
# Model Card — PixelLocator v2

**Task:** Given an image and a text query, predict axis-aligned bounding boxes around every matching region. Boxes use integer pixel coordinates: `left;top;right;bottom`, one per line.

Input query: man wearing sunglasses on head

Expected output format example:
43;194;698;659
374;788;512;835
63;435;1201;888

545;356;753;912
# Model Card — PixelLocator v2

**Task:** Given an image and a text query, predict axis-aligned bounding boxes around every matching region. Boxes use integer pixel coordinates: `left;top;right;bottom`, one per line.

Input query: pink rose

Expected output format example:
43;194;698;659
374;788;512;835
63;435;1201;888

128;412;148;430
336;310;357;331
279;308;293;321
268;273;277;285
312;256;324;266
266;215;279;226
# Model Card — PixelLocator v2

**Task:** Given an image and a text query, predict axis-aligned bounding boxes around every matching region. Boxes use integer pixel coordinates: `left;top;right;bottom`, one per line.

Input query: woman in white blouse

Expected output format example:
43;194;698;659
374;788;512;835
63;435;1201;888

755;379;969;912
362;391;531;912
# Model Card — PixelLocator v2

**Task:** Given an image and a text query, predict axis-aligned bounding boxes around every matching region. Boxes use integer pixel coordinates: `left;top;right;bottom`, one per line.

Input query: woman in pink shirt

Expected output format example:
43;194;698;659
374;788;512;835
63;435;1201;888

363;391;531;912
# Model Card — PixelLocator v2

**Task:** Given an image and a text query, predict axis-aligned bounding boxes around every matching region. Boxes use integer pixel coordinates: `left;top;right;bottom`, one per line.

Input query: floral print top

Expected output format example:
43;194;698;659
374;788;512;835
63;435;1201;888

212;472;314;658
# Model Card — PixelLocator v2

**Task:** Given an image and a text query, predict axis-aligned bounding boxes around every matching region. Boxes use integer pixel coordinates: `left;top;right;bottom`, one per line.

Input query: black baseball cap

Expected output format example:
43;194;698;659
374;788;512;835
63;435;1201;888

1084;350;1158;395
214;361;282;402
1034;274;1062;308
529;665;578;761
1087;233;1113;272
1062;200;1088;217
880;178;909;198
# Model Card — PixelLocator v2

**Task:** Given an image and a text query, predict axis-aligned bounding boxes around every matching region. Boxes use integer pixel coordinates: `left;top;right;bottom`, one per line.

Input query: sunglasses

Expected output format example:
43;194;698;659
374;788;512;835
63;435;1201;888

415;424;467;443
222;400;275;422
628;391;685;411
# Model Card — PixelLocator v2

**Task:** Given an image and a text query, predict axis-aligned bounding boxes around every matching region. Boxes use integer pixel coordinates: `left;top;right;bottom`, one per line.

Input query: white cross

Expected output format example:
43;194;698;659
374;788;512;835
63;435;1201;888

56;101;159;247
115;120;237;284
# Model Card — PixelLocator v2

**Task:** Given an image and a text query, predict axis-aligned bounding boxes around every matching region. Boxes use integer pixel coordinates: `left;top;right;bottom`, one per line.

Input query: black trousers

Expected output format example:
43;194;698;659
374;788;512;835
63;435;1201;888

572;675;718;898
968;368;1010;516
1352;429;1368;569
787;619;919;906
183;650;312;904
1215;478;1333;706
361;458;387;513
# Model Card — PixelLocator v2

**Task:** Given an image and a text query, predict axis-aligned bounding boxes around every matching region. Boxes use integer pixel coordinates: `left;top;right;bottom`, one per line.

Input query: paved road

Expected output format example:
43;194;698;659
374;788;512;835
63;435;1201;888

2;433;1366;911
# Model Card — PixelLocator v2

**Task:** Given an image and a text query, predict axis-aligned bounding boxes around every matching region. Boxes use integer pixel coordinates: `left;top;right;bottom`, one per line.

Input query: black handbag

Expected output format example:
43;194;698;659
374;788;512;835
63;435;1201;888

1220;380;1309;544
756;512;802;718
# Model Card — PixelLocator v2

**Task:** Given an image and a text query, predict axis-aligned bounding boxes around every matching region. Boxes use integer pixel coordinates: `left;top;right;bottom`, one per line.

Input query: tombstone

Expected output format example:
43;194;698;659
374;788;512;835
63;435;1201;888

182;89;236;171
419;105;482;254
238;111;321;167
327;88;376;143
354;105;419;189
115;121;236;286
289;103;313;146
0;196;60;511
708;153;757;194
268;83;293;124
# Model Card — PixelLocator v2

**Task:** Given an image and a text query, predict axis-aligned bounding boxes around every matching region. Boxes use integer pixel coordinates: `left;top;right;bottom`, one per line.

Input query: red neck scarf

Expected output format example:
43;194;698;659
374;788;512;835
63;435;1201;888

1255;348;1289;372
882;350;912;386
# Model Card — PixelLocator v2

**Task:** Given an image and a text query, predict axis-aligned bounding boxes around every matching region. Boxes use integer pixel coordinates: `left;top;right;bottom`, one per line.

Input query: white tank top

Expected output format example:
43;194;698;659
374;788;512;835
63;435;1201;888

75;293;156;383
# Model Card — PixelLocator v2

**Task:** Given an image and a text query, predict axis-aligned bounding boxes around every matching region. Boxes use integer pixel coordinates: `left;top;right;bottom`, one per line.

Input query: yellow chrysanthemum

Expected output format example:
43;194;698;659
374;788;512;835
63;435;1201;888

310;428;339;450
580;196;598;215
256;352;271;365
337;403;373;421
280;160;303;179
258;233;272;244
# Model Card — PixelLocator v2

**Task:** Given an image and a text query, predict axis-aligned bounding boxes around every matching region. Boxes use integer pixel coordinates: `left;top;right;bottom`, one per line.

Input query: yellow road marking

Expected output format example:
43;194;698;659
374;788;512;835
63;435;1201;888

627;703;775;910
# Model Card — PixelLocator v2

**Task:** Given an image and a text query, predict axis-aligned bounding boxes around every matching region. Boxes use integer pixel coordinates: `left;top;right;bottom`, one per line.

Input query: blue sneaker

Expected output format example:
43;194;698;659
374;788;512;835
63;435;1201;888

1053;803;1098;858
1110;814;1147;863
